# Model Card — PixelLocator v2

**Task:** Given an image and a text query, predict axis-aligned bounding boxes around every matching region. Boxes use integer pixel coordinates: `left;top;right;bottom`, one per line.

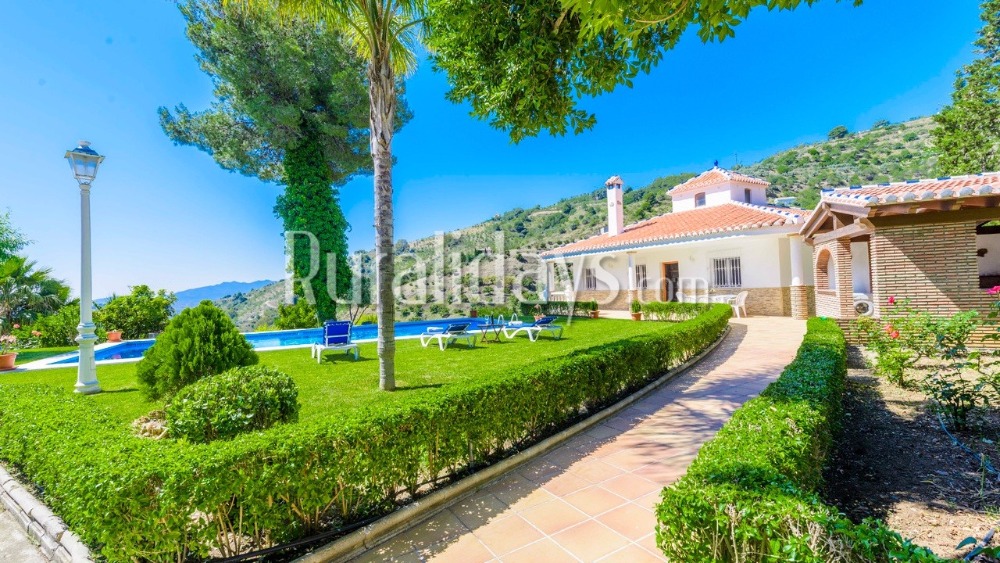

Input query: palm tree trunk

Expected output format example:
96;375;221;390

369;50;396;391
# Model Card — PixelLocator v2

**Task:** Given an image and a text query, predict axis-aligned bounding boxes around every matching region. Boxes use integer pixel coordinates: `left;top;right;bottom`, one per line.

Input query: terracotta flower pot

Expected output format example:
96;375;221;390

589;311;599;319
469;310;478;318
534;315;545;322
0;353;17;371
107;330;123;343
631;312;642;321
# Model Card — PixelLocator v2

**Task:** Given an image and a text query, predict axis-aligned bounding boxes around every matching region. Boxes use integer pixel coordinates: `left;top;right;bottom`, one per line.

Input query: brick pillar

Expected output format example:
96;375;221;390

834;238;855;318
789;235;809;319
790;286;810;319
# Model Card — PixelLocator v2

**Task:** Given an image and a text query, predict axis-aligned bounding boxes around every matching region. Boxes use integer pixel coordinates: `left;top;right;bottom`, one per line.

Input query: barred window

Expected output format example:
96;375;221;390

712;257;742;288
584;268;597;290
635;264;648;289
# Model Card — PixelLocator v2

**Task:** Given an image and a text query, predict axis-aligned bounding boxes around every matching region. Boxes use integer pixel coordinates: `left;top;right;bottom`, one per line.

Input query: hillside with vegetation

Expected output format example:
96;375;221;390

217;117;940;325
736;117;939;209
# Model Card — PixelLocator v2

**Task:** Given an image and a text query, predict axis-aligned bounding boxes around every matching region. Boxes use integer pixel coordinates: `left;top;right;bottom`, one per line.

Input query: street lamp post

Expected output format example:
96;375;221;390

65;141;104;395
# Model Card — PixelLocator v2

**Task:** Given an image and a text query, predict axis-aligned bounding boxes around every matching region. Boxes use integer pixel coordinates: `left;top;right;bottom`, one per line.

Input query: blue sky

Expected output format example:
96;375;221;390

0;1;981;297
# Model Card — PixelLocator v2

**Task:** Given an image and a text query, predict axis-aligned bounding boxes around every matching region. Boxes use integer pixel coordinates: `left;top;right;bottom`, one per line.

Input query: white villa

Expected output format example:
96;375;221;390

540;168;816;318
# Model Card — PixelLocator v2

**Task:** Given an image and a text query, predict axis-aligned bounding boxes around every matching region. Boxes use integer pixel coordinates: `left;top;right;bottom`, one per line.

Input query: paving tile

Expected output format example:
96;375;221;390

473;515;544;556
519;499;590;535
600;474;662;500
567;459;624;484
450;492;512;530
541;472;592;497
502;538;579;563
551;520;632;561
597;543;665;562
563;486;628;517
596;503;656;540
423;534;496;563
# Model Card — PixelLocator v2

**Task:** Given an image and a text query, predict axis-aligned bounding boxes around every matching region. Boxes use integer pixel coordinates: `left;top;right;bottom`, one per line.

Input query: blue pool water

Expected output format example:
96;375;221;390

48;317;509;366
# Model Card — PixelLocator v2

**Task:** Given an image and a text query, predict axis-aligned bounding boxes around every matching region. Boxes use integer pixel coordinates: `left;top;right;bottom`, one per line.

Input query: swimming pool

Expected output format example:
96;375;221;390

44;317;505;366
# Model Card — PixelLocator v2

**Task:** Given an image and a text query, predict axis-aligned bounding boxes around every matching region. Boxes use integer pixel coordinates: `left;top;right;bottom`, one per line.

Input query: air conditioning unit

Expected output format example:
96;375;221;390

853;293;874;316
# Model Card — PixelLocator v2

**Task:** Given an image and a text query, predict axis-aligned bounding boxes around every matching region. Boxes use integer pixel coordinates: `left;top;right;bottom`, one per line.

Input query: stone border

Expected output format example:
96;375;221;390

296;325;731;563
0;465;93;562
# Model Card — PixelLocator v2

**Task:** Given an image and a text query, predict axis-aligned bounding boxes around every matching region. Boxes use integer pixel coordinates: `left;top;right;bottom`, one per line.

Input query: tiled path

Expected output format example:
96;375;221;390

0;506;45;563
353;317;806;563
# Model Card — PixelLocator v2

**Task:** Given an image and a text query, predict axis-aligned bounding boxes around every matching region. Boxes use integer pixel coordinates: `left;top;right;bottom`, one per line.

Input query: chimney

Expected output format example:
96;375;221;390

605;175;624;236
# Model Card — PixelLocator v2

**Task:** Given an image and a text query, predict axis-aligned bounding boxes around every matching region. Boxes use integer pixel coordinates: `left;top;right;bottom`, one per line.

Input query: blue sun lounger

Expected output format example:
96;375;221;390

311;320;359;363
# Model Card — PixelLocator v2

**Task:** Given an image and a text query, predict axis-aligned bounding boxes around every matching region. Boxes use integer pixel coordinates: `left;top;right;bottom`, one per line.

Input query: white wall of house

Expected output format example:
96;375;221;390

977;233;1000;276
672;181;768;212
851;241;872;294
555;231;811;296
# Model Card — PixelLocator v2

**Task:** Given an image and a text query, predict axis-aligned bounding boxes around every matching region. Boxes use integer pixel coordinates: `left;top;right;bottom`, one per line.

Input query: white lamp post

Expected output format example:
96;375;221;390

65;141;104;395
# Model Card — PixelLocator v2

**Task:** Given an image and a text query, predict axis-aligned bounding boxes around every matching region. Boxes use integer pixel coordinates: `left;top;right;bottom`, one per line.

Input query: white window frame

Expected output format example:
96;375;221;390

583;268;598;290
635;264;648;289
712;257;742;288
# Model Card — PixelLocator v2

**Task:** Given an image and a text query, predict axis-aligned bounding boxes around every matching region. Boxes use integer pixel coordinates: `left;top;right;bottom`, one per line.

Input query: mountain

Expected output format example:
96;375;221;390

174;279;277;312
735;117;939;209
215;117;940;326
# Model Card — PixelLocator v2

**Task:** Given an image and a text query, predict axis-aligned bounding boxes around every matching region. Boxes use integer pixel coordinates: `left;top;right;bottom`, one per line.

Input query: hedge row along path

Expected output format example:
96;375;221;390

349;317;807;562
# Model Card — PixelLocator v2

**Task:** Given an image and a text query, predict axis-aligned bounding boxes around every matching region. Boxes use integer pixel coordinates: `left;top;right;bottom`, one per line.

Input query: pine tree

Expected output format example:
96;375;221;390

933;0;1000;174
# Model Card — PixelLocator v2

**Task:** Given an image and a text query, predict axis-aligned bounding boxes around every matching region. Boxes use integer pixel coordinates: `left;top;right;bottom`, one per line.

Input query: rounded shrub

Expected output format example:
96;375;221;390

136;301;257;400
166;365;299;443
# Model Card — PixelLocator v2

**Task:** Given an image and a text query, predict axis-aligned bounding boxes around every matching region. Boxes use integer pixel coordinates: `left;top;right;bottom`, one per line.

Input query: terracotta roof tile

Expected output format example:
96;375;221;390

542;203;808;257
669;167;770;197
822;173;1000;207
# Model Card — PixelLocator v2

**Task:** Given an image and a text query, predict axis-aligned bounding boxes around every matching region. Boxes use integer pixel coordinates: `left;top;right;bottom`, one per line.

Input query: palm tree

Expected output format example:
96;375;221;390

235;0;421;391
0;257;70;328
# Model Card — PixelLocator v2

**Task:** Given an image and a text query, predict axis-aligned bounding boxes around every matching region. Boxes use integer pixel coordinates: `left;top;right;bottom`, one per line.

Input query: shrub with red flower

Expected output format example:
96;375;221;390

990;285;1000;296
888;296;896;305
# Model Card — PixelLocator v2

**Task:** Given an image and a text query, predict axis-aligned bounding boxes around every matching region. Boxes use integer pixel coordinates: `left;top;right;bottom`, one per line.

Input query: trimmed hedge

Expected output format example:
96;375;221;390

167;366;300;443
641;301;711;321
0;306;730;561
655;318;940;562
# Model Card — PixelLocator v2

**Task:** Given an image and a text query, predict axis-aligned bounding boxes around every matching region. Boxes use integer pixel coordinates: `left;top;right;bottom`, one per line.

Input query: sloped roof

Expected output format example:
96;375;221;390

819;173;1000;207
669;167;770;197
542;202;808;258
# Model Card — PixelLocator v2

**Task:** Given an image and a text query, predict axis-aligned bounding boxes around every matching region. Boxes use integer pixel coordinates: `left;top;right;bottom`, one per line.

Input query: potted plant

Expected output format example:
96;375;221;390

533;304;545;322
630;299;643;321
106;329;124;343
587;301;599;319
0;333;17;371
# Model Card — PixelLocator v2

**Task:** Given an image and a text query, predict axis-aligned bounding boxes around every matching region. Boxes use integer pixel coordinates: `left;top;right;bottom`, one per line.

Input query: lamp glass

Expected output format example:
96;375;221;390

65;141;103;184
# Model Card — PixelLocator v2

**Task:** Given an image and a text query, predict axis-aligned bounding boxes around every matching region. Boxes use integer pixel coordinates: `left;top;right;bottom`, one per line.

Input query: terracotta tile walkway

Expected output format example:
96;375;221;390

352;317;806;562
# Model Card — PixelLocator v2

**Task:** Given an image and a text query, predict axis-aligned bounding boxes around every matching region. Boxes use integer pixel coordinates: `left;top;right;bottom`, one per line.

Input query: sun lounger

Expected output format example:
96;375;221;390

420;323;477;351
502;316;563;342
312;320;359;363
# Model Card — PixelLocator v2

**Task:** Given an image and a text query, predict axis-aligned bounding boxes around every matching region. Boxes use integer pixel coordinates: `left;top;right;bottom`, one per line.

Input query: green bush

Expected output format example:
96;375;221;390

31;302;82;347
0;306;731;561
274;299;320;329
167;366;299;443
96;285;176;340
655;318;939;562
136;301;258;400
641;301;710;321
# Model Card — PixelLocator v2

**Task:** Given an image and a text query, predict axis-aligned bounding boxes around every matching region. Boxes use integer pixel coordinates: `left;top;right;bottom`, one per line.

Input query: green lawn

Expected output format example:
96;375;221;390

13;346;77;365
0;318;663;427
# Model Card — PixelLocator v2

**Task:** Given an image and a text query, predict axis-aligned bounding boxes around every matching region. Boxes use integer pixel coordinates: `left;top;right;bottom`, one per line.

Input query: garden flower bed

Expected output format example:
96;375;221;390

0;305;730;561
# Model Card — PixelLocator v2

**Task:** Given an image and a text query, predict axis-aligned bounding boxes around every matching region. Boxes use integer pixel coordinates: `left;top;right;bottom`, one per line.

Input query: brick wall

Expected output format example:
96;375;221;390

869;220;998;343
814;239;854;319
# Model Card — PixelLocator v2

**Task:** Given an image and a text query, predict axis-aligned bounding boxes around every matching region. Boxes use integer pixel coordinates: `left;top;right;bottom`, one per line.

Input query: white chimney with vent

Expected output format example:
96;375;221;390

606;175;624;236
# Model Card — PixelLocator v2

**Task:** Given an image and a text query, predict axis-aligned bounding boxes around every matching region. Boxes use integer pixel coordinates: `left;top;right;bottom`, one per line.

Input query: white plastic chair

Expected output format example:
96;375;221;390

730;291;749;318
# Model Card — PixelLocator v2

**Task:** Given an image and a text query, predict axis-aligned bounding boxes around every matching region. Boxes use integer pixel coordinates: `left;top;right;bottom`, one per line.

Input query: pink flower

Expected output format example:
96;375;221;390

884;324;895;334
890;330;900;339
990;286;1000;296
12;324;19;329
31;330;41;337
887;296;896;305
